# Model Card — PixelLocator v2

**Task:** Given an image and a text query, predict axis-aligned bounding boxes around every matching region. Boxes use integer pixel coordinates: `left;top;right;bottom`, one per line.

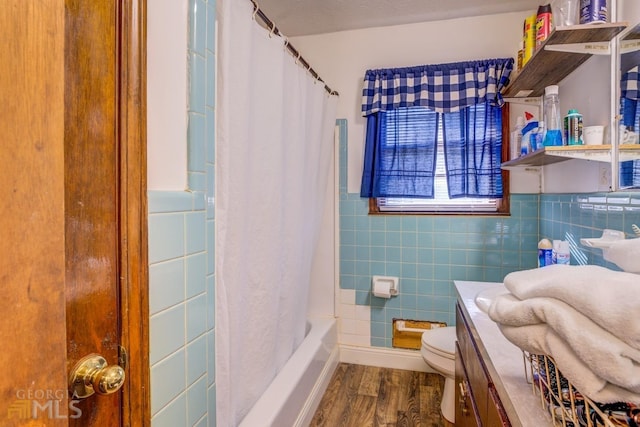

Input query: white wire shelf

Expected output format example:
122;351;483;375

502;144;640;169
523;352;640;427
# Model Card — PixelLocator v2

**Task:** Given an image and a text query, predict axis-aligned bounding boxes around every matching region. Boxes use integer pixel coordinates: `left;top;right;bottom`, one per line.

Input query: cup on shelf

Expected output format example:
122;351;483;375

554;0;578;26
620;127;639;145
583;125;604;145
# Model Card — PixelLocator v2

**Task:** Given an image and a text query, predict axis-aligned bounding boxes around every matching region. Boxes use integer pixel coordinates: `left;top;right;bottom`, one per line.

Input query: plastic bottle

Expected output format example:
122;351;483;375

536;4;553;48
523;14;537;65
520;134;531;156
538;238;553;268
543;85;564;146
534;120;546;151
564;109;583;145
511;116;524;159
521;119;538;156
552;240;571;265
517;41;524;71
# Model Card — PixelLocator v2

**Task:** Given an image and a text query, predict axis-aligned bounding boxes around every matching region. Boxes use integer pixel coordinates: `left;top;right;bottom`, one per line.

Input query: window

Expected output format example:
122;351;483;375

369;106;510;215
359;58;514;214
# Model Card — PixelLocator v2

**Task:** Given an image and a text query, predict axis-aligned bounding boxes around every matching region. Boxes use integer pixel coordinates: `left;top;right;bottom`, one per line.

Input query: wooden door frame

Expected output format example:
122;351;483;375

116;0;150;425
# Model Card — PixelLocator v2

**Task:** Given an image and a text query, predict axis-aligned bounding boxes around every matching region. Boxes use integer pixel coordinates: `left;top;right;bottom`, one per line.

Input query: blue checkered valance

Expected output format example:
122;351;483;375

622;66;640;101
361;58;514;116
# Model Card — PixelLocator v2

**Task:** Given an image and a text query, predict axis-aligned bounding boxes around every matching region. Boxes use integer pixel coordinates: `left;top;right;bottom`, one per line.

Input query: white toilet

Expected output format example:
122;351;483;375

421;326;456;423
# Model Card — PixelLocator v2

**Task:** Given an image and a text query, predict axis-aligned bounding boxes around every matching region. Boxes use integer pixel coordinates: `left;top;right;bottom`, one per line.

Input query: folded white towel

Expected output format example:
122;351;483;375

604;237;640;274
489;293;640;403
503;265;640;349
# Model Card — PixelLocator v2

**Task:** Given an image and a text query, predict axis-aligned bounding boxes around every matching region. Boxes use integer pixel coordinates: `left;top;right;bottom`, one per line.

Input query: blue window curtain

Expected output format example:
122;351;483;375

360;108;439;198
442;103;503;198
620;66;640;188
360;58;513;199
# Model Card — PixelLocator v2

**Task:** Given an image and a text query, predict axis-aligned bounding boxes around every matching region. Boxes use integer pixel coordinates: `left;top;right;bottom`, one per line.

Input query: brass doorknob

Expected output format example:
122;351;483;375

69;354;125;399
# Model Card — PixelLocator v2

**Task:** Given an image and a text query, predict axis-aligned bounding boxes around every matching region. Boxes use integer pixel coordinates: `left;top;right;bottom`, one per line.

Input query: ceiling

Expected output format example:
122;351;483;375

256;0;543;37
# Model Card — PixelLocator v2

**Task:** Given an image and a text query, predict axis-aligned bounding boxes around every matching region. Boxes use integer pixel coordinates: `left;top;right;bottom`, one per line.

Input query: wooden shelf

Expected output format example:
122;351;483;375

623;23;640;40
503;23;628;98
501;144;640;169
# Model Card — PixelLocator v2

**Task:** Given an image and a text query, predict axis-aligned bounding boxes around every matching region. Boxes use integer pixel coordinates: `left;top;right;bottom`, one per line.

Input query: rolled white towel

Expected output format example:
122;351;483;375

604;237;640;274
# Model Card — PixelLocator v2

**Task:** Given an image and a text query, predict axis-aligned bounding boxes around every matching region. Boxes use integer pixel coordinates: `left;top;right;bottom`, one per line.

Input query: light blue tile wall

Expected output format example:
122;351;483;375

148;1;640;418
339;111;640;350
539;193;640;268
149;0;216;426
337;120;540;348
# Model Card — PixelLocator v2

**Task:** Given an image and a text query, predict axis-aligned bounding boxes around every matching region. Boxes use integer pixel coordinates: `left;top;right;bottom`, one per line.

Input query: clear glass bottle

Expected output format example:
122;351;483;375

543;85;564;146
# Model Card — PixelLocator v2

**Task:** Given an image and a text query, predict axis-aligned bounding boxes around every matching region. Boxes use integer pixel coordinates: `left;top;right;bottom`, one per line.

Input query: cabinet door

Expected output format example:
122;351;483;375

457;306;489;421
487;386;512;427
455;344;482;427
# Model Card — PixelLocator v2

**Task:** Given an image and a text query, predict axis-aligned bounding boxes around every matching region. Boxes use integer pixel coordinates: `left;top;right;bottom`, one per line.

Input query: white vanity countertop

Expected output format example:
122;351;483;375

455;280;553;427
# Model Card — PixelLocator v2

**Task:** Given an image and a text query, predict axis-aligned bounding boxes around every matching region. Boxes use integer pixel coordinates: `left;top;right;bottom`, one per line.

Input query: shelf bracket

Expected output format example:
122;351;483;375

501;165;542;172
501;146;640;169
544;41;611;55
620;150;640;162
548;149;612;162
502;96;542;105
620;39;640;55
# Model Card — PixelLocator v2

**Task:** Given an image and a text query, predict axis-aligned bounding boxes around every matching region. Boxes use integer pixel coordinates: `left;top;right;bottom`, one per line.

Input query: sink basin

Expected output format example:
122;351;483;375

474;286;509;314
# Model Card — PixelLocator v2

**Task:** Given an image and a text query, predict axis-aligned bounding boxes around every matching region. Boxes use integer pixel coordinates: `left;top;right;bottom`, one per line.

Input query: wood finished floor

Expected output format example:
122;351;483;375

309;363;447;427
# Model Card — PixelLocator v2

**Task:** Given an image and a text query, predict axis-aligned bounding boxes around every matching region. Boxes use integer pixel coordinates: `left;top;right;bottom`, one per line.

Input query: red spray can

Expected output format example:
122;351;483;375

535;4;553;48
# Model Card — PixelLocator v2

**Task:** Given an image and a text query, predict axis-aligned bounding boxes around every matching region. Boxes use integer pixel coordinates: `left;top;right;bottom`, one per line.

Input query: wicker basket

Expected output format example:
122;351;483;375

522;352;640;427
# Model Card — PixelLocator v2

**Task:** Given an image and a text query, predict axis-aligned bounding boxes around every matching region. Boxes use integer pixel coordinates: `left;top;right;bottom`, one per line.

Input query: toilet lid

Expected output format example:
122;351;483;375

422;326;456;360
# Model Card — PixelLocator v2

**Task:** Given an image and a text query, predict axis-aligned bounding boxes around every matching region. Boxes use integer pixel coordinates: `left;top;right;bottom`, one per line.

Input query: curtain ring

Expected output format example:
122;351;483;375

283;37;290;50
295;52;301;65
251;1;259;20
269;22;276;38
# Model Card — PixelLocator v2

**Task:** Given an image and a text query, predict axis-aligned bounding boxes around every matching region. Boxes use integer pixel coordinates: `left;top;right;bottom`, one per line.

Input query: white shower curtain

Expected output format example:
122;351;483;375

215;1;338;425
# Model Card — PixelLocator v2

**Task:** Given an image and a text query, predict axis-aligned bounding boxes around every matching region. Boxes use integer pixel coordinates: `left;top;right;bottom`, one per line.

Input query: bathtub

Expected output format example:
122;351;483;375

239;316;339;427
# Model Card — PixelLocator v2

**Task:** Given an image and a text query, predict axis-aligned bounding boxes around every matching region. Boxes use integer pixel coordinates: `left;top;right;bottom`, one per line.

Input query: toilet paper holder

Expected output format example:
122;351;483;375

372;275;399;298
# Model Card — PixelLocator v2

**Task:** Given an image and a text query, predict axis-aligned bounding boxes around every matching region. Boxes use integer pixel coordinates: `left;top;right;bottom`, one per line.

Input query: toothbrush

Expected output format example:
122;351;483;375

632;224;640;238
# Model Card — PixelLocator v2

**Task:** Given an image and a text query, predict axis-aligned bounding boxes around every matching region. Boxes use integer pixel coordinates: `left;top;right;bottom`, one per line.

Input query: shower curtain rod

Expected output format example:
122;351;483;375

250;0;339;96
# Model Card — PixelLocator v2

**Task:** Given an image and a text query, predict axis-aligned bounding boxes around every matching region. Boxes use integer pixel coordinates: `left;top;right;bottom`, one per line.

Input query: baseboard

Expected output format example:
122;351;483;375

339;344;436;373
293;346;340;427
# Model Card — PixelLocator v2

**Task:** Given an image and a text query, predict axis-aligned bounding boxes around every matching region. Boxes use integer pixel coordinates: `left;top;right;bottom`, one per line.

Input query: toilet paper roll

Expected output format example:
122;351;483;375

373;280;392;298
372;275;399;298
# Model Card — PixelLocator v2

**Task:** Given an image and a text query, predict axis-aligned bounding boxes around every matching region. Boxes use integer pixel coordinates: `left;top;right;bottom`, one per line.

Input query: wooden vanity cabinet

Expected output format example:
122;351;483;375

455;342;481;426
455;303;511;427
